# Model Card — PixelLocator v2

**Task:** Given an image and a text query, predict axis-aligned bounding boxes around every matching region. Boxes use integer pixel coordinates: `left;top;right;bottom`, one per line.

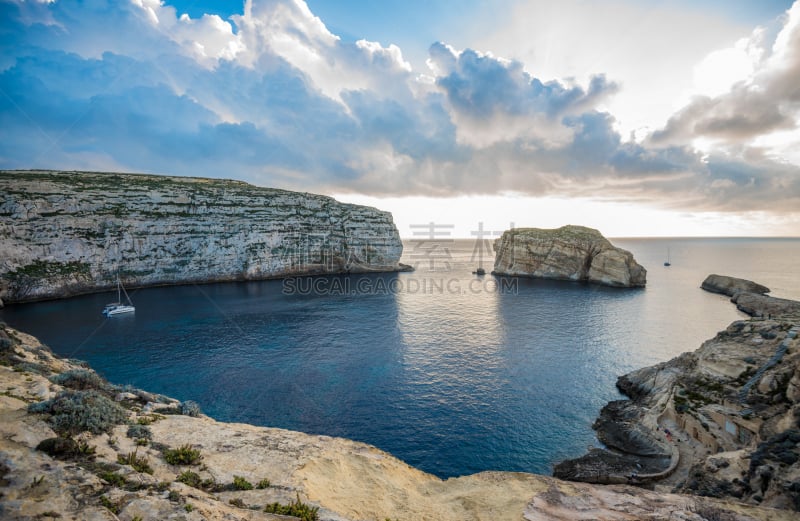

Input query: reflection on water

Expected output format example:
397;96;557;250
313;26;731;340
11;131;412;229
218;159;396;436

1;238;798;478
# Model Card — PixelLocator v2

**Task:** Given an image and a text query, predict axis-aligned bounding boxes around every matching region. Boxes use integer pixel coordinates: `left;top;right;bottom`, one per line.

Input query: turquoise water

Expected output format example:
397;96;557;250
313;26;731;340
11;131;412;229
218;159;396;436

2;238;799;478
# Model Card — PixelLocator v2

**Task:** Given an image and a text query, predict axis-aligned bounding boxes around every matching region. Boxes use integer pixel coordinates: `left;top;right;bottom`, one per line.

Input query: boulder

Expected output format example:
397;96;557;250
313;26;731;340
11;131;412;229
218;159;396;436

492;225;646;287
701;274;770;297
732;292;800;318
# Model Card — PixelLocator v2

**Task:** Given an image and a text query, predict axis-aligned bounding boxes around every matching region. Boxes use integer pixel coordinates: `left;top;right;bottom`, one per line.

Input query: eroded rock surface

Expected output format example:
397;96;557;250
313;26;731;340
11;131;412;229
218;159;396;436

492;225;646;287
0;170;404;303
556;285;800;511
702;274;770;297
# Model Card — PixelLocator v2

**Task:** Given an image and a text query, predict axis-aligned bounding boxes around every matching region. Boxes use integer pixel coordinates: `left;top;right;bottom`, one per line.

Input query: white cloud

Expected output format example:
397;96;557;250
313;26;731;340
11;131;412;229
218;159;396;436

0;0;799;230
692;34;763;97
473;0;756;138
651;2;800;151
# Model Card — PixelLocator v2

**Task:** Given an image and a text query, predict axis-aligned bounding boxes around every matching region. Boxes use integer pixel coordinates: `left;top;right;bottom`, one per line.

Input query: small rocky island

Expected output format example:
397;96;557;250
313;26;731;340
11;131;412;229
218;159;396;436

492;225;646;287
0;170;405;305
555;276;800;511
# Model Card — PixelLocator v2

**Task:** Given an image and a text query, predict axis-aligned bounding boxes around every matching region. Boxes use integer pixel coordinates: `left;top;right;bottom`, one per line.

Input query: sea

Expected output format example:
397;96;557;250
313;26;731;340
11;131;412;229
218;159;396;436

2;238;799;479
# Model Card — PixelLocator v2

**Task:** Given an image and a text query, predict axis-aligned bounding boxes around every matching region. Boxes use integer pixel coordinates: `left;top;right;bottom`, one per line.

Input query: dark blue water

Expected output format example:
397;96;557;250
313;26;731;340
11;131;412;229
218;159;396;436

2;238;799;478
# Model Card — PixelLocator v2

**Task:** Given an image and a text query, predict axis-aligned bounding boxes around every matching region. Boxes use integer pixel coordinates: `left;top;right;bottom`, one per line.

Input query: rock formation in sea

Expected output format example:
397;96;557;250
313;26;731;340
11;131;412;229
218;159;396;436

702;274;771;297
555;276;800;512
1;324;791;521
0;170;405;304
492;225;646;287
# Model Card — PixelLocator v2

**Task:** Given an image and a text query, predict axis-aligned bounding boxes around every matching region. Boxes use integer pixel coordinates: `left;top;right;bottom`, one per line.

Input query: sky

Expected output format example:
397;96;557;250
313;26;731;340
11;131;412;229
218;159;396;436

1;0;799;237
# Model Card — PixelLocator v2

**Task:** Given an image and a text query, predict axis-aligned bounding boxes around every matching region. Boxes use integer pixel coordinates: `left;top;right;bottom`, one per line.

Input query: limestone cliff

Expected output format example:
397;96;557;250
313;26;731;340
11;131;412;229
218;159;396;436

555;282;800;511
0;170;404;304
492;225;646;287
0;325;791;521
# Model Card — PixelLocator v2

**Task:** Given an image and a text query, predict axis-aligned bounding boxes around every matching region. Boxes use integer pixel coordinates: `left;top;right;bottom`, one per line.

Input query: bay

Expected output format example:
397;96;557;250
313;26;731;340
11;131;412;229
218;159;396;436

2;237;798;478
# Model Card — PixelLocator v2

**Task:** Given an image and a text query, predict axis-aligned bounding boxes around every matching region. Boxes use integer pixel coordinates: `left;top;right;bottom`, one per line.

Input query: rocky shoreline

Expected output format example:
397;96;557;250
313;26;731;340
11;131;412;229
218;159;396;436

2;324;797;520
554;275;800;511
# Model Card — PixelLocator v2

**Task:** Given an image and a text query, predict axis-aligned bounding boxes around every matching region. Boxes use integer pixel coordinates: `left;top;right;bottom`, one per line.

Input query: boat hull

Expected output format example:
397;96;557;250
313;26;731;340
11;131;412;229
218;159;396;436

103;305;135;316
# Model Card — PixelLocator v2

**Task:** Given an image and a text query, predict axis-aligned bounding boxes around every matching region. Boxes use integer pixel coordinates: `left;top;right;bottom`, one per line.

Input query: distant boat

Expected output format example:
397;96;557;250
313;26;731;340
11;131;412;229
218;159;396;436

664;248;671;267
102;276;135;316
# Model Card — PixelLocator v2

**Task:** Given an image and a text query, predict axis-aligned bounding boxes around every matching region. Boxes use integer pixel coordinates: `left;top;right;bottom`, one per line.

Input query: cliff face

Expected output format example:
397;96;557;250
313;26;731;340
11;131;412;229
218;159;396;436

1;325;791;521
492;225;646;287
0;170;404;304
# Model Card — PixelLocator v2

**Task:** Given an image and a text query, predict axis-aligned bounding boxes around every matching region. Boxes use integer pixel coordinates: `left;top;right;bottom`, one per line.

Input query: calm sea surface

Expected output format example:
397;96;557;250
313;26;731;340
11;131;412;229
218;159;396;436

2;238;799;478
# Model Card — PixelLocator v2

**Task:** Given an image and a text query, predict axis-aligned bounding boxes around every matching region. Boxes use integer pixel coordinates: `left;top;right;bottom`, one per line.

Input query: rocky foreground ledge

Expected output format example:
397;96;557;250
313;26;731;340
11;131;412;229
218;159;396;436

0;170;405;306
492;225;646;288
555;277;800;512
2;326;794;520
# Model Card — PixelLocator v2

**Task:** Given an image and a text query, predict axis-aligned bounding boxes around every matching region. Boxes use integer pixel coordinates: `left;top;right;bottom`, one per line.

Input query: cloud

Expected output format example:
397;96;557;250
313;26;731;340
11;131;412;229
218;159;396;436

0;0;798;219
427;42;617;147
651;2;800;146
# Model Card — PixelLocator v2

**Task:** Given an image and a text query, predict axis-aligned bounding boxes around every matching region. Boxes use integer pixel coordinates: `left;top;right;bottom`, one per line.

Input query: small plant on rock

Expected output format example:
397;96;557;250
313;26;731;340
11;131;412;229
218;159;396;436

264;494;319;521
176;470;202;488
126;423;152;441
232;475;253;491
99;495;121;514
50;369;106;391
99;471;127;487
117;449;153;474
28;390;128;435
229;498;247;508
180;400;201;417
164;444;202;465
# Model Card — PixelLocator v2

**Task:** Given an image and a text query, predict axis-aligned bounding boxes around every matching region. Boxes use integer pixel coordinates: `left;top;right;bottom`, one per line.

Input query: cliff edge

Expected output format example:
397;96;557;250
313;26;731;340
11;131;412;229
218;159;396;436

0;170;404;305
492;225;646;287
0;324;791;521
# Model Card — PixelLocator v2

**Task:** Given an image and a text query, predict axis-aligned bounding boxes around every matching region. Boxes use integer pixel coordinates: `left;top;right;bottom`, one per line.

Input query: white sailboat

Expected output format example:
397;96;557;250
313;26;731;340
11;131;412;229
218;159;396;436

102;276;135;316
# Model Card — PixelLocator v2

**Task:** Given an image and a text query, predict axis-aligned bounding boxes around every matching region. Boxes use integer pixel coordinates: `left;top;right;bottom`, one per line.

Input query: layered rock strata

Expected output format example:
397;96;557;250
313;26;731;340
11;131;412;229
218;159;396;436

0;170;404;304
555;278;800;511
0;325;791;520
492;225;646;287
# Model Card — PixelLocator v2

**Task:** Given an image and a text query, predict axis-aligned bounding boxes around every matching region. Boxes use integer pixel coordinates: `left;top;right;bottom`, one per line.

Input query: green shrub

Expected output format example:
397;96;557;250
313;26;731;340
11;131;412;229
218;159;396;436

117;450;153;474
232;475;253;491
168;490;181;502
99;495;120;514
36;437;79;458
99;471;127;487
126;424;152;440
164;444;202;465
176;470;202;488
50;369;106;390
180;400;201;417
15;362;47;375
0;337;12;352
264;495;319;521
256;477;271;489
230;498;247;508
28;390;128;435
